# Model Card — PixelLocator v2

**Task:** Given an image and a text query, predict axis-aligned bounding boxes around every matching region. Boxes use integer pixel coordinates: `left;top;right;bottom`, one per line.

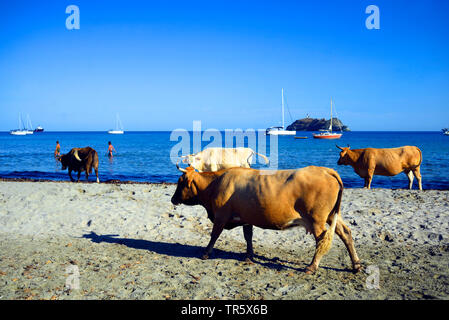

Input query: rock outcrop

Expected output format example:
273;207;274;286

286;117;350;131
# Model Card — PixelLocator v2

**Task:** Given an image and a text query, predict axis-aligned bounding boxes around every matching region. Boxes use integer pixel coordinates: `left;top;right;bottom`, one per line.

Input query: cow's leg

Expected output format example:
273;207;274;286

68;169;75;182
242;224;254;262
95;166;99;183
366;168;374;189
412;167;422;190
363;178;369;188
202;216;228;260
335;219;362;273
306;223;327;274
85;167;89;182
77;171;81;182
306;218;338;274
405;170;414;189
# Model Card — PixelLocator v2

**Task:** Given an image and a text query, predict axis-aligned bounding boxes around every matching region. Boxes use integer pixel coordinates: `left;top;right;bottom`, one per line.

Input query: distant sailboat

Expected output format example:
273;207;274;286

10;113;28;135
266;88;296;136
108;113;124;134
313;98;342;140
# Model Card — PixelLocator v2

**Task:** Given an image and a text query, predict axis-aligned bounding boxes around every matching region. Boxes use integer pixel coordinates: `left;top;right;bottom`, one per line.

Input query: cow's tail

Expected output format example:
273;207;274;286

251;151;269;165
91;150;99;174
315;170;343;257
416;147;423;167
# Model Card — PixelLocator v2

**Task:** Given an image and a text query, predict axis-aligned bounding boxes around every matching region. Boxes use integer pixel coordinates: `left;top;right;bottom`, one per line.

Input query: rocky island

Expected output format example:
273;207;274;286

286;117;350;131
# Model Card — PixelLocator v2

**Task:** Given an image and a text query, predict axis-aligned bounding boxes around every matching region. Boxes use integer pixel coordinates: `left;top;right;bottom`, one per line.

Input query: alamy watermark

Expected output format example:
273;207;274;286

65;264;80;290
365;5;380;30
365;265;380;289
66;5;80;30
169;121;279;172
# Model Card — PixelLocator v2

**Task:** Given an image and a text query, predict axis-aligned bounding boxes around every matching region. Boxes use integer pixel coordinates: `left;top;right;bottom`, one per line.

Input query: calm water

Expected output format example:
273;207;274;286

0;131;448;189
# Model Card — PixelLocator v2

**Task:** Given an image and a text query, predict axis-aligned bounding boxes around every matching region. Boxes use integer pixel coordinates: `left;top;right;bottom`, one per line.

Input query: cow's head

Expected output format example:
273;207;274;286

337;145;352;165
182;154;202;171
57;154;69;170
171;163;200;206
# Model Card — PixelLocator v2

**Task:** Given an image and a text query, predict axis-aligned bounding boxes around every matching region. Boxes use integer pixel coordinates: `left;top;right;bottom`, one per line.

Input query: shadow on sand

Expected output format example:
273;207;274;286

81;231;351;273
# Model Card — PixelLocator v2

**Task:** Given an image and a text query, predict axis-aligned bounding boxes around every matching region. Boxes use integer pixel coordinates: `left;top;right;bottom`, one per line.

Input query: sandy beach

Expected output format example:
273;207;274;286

0;180;448;300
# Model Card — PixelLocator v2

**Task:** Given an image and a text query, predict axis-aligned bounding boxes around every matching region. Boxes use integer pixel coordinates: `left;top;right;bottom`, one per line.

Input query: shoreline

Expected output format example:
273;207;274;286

1;177;447;190
0;177;176;185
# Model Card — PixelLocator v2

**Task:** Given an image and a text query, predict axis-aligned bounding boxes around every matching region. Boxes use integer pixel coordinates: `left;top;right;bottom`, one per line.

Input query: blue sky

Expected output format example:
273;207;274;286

0;0;448;131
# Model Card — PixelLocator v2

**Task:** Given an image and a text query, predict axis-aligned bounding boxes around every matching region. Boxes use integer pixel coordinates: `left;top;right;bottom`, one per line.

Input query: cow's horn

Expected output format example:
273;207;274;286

73;149;82;161
176;160;187;173
336;144;344;150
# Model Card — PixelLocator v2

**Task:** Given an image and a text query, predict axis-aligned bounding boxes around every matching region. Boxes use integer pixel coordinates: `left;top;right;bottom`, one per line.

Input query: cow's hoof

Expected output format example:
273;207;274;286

305;265;317;275
201;254;209;260
353;262;363;273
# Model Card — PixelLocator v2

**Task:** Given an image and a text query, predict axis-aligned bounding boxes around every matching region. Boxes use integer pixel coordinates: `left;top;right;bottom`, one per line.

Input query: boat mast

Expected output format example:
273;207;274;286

281;88;284;130
330;98;333;133
27;114;32;130
19;113;25;130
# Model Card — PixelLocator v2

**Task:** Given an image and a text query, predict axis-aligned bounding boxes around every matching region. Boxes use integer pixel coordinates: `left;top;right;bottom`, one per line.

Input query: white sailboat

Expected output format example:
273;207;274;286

266;88;296;135
25;114;34;135
10;114;28;136
313;98;342;140
108;113;124;134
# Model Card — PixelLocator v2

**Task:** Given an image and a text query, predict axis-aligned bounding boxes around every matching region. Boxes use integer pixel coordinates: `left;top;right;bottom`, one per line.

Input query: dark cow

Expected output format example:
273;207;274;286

171;164;361;274
58;147;99;183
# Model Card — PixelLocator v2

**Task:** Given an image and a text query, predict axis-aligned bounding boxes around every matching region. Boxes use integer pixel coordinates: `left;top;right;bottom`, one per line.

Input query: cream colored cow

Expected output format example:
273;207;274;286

182;147;269;172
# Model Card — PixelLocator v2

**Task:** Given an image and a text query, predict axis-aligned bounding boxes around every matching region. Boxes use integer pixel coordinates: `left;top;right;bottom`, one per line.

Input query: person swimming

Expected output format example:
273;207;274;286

54;141;61;157
107;141;116;158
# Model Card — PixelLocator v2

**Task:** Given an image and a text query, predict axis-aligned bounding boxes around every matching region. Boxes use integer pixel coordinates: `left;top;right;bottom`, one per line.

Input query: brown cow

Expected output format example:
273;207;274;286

336;145;422;190
58;147;99;183
171;164;361;274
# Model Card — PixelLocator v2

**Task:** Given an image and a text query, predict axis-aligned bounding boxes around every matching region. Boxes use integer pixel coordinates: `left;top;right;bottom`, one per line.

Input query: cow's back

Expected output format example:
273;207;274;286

211;166;341;229
201;148;254;170
366;146;421;175
70;147;98;172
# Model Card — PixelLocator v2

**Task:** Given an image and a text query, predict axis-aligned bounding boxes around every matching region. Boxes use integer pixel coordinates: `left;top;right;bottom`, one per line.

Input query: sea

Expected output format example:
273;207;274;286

0;131;448;190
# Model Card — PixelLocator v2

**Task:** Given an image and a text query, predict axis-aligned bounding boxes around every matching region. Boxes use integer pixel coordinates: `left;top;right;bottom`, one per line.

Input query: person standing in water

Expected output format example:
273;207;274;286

54;141;61;157
107;141;116;158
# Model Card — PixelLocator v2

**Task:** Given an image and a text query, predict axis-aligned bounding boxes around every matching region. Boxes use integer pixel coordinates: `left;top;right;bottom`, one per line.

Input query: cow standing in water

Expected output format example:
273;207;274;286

171;164;361;274
336;145;422;190
58;147;100;183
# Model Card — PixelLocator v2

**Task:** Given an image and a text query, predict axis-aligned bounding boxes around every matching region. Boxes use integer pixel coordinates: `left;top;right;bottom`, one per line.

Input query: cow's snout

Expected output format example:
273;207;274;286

171;196;180;205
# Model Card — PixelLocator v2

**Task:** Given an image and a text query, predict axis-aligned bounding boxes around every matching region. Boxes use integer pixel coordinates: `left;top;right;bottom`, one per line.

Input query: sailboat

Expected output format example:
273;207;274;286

442;128;449;136
25;114;34;135
10;113;28;135
108;113;124;134
266;88;296;135
313;98;342;140
312;98;342;139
